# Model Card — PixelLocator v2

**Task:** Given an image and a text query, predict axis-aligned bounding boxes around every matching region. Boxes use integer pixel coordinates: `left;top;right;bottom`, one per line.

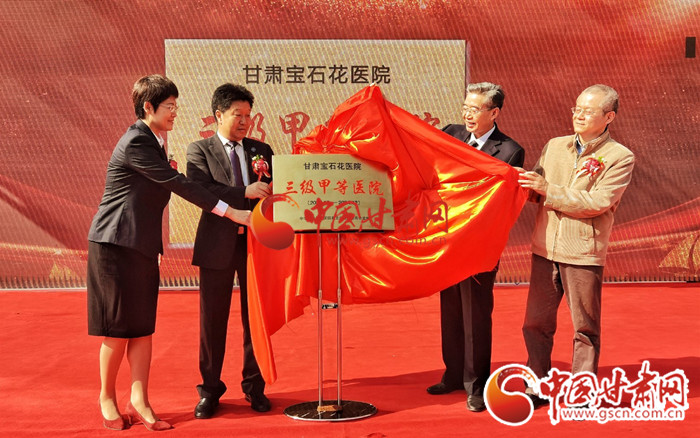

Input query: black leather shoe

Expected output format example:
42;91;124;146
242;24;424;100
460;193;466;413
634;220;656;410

245;392;271;412
194;397;219;419
527;393;549;409
467;395;486;412
426;382;462;395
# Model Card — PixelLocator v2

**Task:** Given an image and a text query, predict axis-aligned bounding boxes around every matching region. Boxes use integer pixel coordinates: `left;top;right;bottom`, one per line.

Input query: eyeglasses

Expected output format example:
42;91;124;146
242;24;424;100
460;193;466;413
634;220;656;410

571;107;602;118
462;106;494;116
162;103;180;113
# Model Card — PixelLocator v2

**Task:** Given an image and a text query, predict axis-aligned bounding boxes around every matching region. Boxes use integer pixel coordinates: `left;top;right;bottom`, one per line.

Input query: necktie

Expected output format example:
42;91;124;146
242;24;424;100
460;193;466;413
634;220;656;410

229;142;244;186
468;138;478;148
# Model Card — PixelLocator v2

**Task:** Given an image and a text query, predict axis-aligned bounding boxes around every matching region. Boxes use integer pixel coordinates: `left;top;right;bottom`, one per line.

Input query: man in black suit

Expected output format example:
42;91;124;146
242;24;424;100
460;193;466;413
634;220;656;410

426;82;525;412
186;83;274;419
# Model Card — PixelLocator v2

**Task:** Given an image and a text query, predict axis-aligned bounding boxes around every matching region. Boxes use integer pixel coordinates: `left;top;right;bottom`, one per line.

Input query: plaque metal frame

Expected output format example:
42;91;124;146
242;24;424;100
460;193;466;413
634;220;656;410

283;233;377;421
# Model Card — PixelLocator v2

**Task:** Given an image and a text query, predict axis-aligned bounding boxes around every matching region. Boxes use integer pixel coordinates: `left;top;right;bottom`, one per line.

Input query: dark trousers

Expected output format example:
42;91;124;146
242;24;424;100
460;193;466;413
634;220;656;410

197;239;264;399
522;254;603;379
438;269;496;397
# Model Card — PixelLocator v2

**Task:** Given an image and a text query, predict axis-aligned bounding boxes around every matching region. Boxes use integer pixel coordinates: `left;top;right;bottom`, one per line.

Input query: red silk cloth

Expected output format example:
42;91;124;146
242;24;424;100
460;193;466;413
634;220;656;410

247;85;527;383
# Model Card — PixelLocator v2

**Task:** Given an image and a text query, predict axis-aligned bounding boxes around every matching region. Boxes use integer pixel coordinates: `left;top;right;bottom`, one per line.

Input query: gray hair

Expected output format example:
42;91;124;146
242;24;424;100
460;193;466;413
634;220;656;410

582;84;619;113
466;82;505;109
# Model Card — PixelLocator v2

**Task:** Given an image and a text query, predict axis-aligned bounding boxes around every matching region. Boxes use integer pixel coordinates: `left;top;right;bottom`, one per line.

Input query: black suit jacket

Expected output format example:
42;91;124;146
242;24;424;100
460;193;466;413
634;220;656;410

186;135;274;270
88;120;219;258
442;123;525;167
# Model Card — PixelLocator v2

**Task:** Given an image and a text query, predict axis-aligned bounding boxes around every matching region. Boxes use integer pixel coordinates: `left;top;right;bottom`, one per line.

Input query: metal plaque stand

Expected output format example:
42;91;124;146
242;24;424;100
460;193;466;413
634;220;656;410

284;233;377;421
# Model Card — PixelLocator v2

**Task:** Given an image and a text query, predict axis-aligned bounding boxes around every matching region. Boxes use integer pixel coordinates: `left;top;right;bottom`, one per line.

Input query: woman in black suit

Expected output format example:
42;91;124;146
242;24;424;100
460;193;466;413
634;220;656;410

87;75;250;431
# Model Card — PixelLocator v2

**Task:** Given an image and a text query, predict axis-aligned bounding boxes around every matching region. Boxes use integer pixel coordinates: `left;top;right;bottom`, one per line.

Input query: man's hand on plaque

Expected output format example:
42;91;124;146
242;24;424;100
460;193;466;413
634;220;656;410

245;181;272;199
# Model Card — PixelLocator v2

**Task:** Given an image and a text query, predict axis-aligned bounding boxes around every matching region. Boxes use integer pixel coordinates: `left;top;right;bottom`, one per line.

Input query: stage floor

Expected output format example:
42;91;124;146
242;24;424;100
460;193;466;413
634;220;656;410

0;284;698;437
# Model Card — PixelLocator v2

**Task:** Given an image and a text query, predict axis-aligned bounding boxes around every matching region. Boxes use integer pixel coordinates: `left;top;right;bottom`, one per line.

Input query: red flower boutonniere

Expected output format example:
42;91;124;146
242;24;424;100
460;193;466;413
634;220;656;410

577;156;605;179
168;153;178;170
251;155;271;181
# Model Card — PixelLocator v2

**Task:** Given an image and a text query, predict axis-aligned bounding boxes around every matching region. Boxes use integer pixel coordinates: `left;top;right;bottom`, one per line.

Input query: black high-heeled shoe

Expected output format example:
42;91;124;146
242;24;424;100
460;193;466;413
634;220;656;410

125;401;172;431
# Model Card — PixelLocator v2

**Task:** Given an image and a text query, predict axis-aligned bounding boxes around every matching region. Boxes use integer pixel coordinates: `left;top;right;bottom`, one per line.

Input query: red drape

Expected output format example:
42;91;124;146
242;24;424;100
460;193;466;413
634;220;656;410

247;85;528;383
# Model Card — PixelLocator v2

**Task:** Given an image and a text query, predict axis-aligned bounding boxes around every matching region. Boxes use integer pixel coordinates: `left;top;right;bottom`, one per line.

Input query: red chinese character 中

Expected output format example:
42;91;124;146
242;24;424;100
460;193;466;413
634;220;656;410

540;368;572;424
304;198;334;232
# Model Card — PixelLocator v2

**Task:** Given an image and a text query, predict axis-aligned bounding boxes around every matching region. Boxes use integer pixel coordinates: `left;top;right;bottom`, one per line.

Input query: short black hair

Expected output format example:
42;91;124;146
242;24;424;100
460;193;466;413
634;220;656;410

132;74;178;119
211;83;255;116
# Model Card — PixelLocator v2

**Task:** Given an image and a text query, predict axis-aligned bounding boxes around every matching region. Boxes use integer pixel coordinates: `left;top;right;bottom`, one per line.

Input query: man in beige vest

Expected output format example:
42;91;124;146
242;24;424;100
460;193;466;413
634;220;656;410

517;84;635;406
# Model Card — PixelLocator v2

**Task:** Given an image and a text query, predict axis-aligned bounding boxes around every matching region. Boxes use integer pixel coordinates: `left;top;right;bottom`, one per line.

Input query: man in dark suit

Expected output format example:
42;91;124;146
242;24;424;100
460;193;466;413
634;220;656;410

426;82;525;412
186;83;274;419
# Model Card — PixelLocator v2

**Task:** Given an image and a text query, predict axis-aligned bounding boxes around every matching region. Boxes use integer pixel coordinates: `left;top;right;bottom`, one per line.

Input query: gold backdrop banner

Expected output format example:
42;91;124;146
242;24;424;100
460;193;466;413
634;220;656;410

165;39;465;246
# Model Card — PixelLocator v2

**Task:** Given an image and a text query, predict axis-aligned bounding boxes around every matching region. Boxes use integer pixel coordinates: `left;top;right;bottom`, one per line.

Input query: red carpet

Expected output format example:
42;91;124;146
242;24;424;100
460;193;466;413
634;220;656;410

1;284;698;437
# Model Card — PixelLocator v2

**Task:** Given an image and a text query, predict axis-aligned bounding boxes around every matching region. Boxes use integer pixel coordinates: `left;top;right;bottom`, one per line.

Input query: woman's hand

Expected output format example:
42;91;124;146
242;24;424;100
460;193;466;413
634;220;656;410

224;207;252;226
